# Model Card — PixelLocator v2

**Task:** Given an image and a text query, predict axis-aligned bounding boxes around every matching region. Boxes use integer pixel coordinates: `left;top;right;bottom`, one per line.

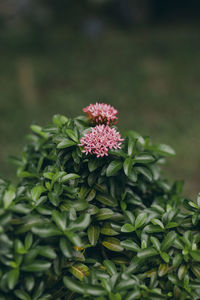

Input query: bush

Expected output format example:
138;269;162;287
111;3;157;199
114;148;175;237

0;103;200;299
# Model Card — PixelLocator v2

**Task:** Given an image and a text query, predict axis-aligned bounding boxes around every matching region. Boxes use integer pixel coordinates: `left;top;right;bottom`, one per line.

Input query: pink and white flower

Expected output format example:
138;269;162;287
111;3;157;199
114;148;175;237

79;124;123;157
83;103;118;125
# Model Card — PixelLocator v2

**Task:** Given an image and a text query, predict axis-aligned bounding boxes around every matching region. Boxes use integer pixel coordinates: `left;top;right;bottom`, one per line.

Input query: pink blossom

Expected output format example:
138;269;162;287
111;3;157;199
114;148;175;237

83;103;118;125
79;125;124;157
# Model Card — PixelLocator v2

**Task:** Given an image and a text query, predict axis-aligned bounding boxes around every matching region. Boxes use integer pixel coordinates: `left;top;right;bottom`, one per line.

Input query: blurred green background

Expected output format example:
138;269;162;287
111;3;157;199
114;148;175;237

0;0;200;198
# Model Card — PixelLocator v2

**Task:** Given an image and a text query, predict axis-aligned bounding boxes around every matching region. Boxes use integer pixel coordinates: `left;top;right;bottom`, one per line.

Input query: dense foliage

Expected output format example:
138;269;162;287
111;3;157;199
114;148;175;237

0;105;200;299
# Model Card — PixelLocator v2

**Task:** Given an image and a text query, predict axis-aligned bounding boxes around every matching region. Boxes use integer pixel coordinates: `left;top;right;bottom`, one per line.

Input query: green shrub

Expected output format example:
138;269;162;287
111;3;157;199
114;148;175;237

0;103;200;299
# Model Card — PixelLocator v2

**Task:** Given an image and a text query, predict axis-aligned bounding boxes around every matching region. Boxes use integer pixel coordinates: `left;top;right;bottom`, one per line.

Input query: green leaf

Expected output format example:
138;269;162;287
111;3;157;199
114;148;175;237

106;161;123;177
7;269;19;290
25;232;33;250
31;185;46;203
87;225;100;246
152;144;176;156
53;114;68;126
66;129;78;142
61;173;80;182
96;194;117;207
121;223;135;233
134;154;155;163
60;237;73;258
95;208;114;221
135;166;153;182
102;237;124;252
84;285;106;296
137;247;158;259
68;213;91;231
165;222;179;229
88;159;102;172
30;125;48;138
52;210;66;231
135;212;147;229
37;246;57;259
3;185;16;209
178;265;187;280
121;239;140;252
14;290;31;300
22;261;51;272
69;263;89;281
158;264;169;277
161;231;177;251
127;137;135;156
123;158;133;176
116;279;137;291
63;276;85;294
151;218;164;229
25;275;35;292
64;231;82;247
103;260;117;276
160;252;170;263
32;224;62;237
190;250;200;262
128;168;138;182
150;236;161;251
101;222;119;236
57;139;76;149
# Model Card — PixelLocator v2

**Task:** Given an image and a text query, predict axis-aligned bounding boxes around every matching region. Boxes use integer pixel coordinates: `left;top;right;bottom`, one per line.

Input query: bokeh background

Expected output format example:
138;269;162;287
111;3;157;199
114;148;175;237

0;0;200;198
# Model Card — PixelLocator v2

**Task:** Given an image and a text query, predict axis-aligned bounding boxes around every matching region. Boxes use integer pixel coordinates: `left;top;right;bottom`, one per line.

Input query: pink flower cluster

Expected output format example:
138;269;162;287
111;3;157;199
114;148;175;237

83;103;118;125
79;124;123;157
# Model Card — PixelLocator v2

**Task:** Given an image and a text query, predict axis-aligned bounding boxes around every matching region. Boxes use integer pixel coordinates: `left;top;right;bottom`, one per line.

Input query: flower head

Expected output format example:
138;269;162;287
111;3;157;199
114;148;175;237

79;124;123;157
83;103;118;125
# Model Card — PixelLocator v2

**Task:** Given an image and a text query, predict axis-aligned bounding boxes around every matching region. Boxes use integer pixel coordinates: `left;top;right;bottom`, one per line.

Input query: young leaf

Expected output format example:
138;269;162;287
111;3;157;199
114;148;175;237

121;223;135;233
7;269;19;290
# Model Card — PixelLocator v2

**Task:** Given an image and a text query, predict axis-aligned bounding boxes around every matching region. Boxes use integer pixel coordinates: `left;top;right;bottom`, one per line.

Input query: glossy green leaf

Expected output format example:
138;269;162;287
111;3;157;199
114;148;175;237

61;173;80;182
103;260;117;276
96;194;117;207
7;269;19;290
69;263;89;281
22;261;51;272
32;224;62;237
137;247;158;259
59;237;73;258
63;276;85;294
135;212;147;229
57;139;76;148
123;158;133;176
161;231;177;251
68;213;90;231
102;237;124;252
134;154;155;163
106;161;123;177
14;289;31;300
3;185;16;209
52;210;66;231
95;208;114;221
121;223;135;233
152;144;176;156
121;239;140;252
87;225;100;246
66;129;78;142
31;185;46;203
158;264;169;277
135;166;153;182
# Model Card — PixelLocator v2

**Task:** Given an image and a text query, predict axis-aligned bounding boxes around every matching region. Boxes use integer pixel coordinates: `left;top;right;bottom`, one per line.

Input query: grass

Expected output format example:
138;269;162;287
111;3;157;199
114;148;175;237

0;24;200;198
